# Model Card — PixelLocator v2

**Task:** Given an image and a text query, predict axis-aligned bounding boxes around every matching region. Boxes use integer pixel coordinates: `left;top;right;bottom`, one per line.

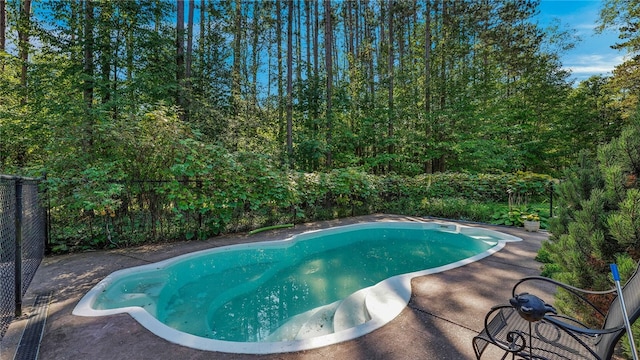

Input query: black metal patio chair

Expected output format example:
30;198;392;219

473;264;640;359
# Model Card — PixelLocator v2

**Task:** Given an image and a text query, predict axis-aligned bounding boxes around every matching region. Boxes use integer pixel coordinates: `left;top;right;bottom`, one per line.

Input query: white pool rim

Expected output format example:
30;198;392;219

73;220;521;354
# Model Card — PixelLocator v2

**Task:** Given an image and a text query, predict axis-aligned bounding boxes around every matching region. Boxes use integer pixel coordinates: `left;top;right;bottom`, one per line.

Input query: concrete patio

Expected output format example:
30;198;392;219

1;214;551;360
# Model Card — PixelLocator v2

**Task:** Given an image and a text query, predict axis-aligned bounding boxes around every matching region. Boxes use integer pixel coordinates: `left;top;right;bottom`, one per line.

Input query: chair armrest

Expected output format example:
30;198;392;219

513;276;615;318
544;314;624;336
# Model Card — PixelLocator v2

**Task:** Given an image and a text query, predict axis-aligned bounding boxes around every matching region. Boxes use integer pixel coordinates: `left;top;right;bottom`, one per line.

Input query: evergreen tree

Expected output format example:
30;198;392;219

541;115;640;356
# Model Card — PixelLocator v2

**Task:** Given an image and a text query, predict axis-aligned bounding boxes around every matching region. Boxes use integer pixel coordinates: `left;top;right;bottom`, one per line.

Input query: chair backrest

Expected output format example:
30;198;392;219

598;264;640;358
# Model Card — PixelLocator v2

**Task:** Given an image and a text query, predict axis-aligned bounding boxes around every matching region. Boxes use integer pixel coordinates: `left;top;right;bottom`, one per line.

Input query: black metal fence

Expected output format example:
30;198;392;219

45;173;556;252
48;179;299;251
0;175;46;339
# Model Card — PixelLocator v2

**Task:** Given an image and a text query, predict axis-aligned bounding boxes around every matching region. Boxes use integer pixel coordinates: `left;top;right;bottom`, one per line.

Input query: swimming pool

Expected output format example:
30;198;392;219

73;221;520;354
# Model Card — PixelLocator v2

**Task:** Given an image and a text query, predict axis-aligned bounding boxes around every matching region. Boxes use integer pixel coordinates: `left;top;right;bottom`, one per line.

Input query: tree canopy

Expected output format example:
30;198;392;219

0;0;634;179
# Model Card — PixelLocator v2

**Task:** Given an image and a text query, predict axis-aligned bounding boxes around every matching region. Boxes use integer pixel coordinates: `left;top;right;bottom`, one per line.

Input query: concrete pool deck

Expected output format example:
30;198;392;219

1;214;551;360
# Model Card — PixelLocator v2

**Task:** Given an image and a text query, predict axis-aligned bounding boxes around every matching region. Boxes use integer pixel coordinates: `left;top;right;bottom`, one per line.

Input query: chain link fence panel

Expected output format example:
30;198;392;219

0;176;46;339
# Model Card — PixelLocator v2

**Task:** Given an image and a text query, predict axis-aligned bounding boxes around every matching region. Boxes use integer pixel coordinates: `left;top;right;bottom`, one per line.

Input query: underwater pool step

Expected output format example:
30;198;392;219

294;301;340;340
263;309;318;341
264;288;375;342
264;301;337;341
333;288;371;332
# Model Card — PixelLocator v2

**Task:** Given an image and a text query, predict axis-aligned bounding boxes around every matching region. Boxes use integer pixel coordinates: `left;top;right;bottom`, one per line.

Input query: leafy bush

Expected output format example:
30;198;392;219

491;208;527;227
41;107;555;253
491;205;548;228
47;167;553;252
419;198;497;222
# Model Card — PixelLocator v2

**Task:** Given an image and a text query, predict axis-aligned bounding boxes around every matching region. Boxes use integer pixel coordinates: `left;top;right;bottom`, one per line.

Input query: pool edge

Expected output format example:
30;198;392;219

72;220;520;354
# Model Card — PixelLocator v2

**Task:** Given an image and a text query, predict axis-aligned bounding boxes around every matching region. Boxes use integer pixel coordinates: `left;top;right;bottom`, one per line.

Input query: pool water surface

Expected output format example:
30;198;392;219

73;221;521;354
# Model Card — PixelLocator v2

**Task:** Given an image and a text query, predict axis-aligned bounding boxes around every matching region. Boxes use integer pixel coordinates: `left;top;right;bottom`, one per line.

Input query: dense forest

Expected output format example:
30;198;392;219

1;0;636;178
1;0;639;248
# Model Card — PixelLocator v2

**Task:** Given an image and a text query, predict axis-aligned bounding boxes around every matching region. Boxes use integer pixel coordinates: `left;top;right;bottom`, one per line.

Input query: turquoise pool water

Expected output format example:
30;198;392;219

74;221;520;353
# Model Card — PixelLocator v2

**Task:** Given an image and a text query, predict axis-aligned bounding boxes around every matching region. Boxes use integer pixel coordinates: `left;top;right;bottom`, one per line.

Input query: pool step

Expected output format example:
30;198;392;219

364;277;411;324
265;288;377;342
264;300;340;341
294;300;340;339
263;308;320;341
333;288;371;332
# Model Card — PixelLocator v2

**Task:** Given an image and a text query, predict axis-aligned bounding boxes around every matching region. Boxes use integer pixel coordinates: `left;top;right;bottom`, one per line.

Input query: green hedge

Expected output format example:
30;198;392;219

41;109;554;251
46;153;553;252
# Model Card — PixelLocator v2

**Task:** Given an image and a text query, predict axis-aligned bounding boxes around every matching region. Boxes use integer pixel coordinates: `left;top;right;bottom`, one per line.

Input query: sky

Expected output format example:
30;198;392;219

537;0;625;84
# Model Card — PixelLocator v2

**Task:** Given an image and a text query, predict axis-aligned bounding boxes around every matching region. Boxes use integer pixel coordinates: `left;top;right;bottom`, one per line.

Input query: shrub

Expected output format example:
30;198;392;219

539;119;640;358
46;139;554;252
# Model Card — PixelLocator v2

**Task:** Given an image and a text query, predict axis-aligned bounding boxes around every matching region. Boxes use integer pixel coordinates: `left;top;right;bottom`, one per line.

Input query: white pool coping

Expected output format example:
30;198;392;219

73;220;521;354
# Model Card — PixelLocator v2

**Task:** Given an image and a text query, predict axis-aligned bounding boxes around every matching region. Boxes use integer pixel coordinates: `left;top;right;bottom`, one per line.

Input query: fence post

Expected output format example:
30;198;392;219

549;181;554;219
43;172;51;254
14;178;23;317
197;180;203;233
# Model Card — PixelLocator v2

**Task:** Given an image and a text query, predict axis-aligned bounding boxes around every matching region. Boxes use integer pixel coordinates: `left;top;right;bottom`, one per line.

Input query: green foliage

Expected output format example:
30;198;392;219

418;198;497;222
490;205;548;228
536;247;563;277
540;118;640;355
491;207;528;227
3;0;625;179
45;158;553;252
608;189;640;247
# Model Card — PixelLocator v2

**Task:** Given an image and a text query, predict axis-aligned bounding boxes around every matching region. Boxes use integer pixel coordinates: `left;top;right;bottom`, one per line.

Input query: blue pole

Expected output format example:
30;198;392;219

611;263;638;360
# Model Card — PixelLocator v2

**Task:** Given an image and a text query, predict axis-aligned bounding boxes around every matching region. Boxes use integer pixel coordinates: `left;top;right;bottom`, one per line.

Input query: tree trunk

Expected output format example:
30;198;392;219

424;0;432;173
397;3;404;75
176;0;185;116
312;0;319;121
231;0;242;150
232;0;241;99
276;0;284;160
366;0;374;109
345;0;353;57
324;0;333;168
250;1;259;106
98;3;111;106
199;0;205;89
355;0;360;59
176;0;185;80
19;0;31;81
305;0;311;82
79;0;93;153
186;0;194;81
439;0;446;111
81;0;92;109
345;0;356;132
184;0;194;121
13;0;30;166
286;0;293;164
0;0;5;56
436;0;447;173
387;0;394;172
112;15;120;120
295;0;301;93
69;0;79;54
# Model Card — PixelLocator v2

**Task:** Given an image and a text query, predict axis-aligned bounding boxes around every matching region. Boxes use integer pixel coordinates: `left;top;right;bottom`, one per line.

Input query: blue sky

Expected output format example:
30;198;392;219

537;0;625;83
